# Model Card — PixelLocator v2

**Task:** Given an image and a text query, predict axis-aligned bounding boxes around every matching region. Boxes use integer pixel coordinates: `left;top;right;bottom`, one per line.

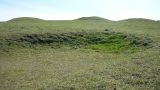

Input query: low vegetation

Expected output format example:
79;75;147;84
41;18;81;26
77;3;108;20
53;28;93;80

1;30;152;53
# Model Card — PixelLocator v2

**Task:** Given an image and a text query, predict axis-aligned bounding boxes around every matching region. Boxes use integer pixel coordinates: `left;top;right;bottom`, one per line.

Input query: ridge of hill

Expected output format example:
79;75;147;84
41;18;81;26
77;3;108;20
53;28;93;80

8;17;45;22
5;17;158;23
118;18;156;22
75;16;111;21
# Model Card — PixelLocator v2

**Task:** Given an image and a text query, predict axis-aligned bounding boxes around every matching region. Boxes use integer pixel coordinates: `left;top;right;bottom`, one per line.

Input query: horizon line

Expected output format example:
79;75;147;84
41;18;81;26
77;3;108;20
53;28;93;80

0;16;159;22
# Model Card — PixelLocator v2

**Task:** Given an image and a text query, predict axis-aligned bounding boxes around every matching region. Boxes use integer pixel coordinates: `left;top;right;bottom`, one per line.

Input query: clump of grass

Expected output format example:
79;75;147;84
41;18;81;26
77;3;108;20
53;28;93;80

1;30;152;53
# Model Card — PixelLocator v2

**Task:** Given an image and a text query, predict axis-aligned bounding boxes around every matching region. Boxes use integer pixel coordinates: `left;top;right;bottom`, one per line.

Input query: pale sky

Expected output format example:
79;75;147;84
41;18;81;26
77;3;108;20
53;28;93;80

0;0;160;21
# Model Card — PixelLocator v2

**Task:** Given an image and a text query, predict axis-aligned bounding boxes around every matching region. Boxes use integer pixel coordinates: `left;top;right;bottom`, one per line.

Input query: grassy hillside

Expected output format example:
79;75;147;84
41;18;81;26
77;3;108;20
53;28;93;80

8;17;45;22
0;17;160;90
76;16;110;21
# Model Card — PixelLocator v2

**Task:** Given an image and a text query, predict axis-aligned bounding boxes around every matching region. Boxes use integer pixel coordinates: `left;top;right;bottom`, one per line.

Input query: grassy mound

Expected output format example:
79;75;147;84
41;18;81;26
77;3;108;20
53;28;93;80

7;17;44;22
1;30;152;53
120;18;156;22
76;16;110;21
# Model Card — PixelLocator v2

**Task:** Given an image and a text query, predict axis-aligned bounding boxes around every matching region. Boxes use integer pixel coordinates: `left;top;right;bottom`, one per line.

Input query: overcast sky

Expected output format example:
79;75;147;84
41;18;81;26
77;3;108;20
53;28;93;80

0;0;160;21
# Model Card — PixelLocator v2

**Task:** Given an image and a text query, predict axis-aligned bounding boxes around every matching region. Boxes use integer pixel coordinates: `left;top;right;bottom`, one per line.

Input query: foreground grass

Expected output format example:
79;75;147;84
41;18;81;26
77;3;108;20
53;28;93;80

0;47;159;90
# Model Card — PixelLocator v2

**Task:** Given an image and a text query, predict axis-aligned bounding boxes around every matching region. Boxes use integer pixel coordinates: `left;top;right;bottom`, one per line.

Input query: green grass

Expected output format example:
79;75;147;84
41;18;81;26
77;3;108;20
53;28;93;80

0;30;152;53
0;17;160;90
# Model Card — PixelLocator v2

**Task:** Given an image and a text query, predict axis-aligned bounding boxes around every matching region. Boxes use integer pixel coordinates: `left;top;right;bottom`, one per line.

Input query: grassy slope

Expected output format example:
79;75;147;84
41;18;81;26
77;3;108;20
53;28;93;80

0;17;160;90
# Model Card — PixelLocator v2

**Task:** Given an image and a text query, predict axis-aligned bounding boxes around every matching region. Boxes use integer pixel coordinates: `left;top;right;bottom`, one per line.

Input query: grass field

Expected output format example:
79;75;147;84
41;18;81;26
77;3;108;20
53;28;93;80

0;17;160;90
